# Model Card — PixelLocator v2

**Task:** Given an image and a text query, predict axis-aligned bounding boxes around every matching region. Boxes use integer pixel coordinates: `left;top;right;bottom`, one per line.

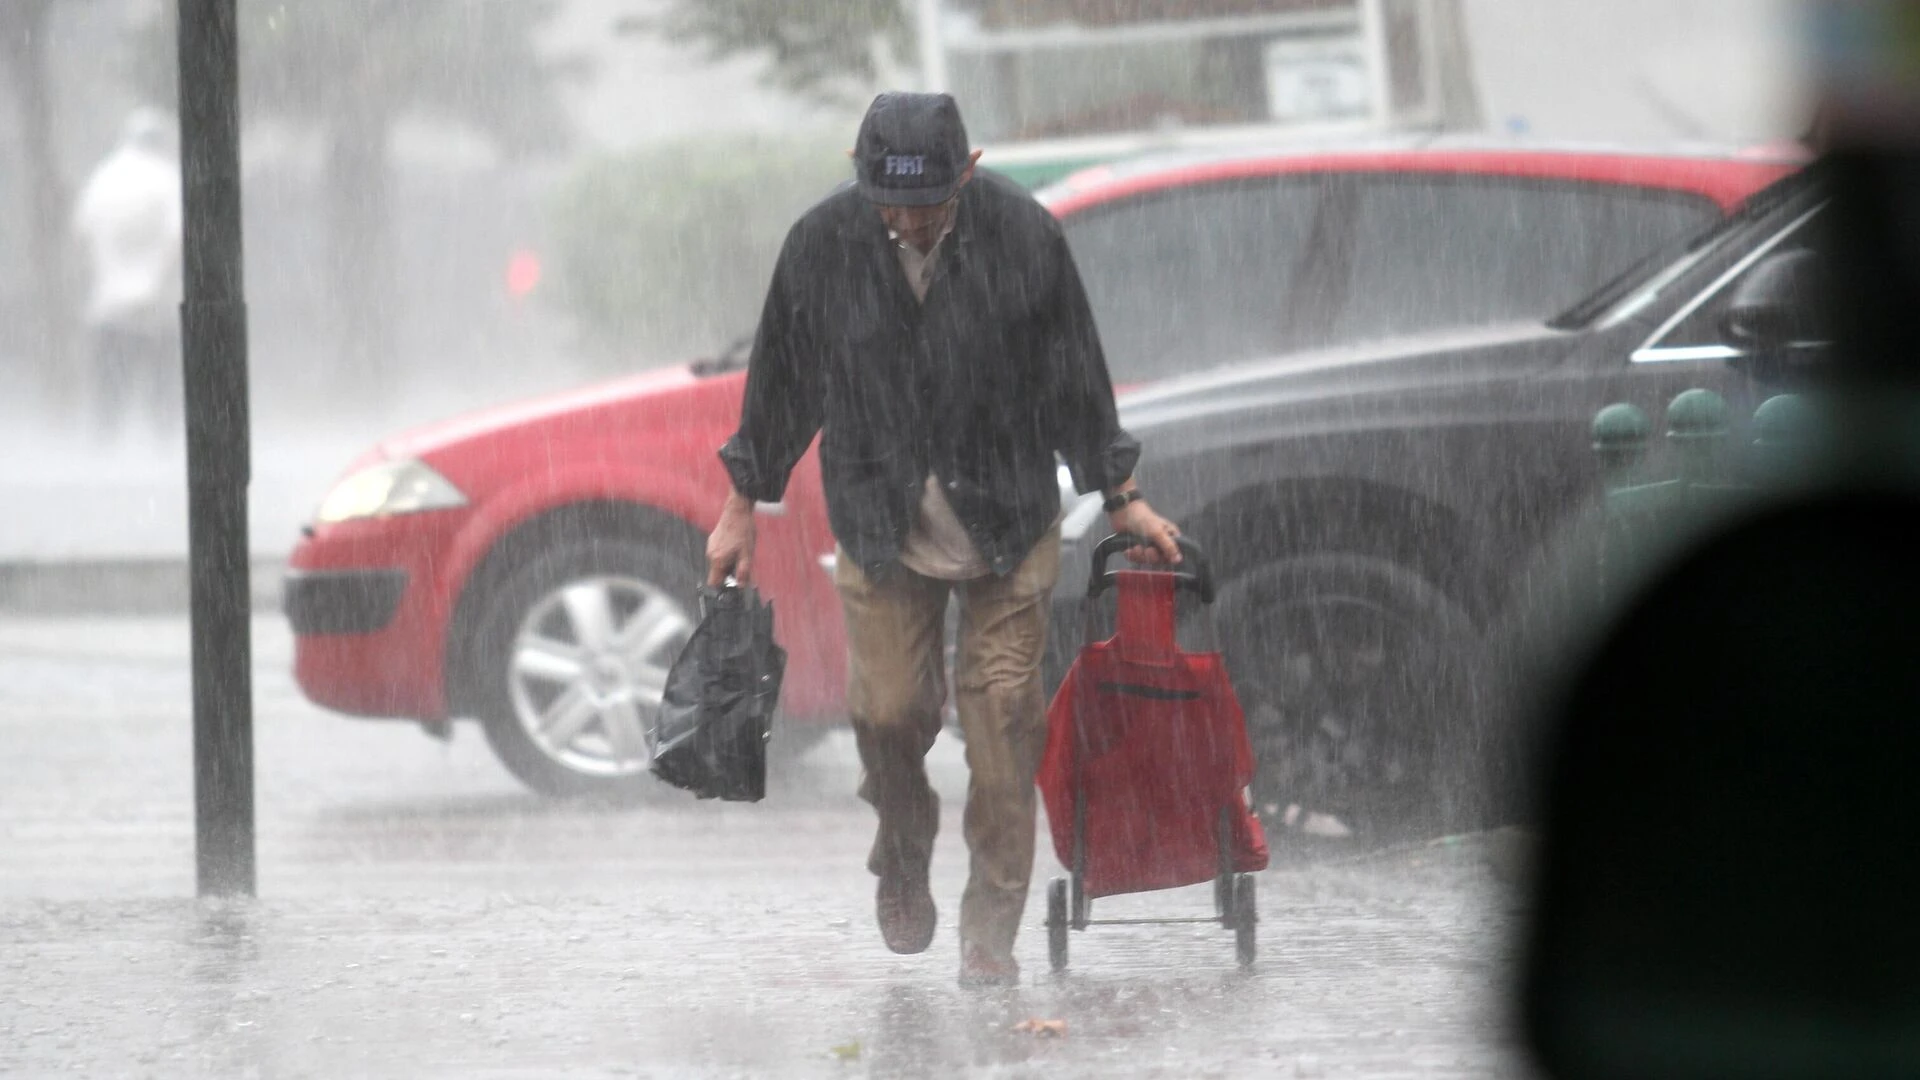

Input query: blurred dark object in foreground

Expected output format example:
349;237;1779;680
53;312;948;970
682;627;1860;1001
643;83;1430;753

1521;21;1920;1071
1522;483;1920;1079
650;585;785;802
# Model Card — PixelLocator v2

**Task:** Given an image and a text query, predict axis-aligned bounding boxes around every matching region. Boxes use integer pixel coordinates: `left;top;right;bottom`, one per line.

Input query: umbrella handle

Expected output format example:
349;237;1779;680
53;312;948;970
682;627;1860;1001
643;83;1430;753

1086;533;1215;603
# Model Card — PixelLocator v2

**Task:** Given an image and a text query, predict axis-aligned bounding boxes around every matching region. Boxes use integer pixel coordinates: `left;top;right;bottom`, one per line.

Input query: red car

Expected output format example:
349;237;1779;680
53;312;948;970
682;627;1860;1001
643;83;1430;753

284;142;1796;798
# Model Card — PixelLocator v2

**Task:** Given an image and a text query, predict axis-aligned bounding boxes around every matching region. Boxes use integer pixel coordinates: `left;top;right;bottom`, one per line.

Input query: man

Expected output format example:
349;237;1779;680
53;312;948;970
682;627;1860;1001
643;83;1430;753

72;108;183;441
707;92;1180;987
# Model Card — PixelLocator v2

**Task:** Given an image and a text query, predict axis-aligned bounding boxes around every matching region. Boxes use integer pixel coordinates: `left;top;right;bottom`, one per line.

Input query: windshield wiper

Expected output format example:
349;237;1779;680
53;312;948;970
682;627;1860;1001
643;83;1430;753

689;335;753;377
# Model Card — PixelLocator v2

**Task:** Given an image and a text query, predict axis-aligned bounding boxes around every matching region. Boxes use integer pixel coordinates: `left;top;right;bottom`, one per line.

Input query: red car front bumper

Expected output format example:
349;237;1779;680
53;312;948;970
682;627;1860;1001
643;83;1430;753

286;504;851;726
285;510;469;722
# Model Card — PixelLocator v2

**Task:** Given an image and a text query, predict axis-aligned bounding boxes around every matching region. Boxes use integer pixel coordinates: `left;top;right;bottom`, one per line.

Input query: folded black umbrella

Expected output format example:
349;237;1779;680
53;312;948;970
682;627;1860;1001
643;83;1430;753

649;584;786;801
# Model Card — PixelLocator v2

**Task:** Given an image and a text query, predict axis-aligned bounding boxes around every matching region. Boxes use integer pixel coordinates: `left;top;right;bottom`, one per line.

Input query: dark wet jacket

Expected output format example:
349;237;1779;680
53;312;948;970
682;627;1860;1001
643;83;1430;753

719;169;1140;578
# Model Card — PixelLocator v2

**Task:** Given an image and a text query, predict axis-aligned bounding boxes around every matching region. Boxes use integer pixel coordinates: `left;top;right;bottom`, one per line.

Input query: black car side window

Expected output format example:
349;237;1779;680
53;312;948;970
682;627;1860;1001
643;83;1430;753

1324;178;1716;346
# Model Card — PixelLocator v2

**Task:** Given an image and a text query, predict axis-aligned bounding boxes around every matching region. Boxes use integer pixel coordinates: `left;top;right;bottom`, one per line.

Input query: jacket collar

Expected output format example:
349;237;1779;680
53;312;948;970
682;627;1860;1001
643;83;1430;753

839;178;982;250
950;181;981;248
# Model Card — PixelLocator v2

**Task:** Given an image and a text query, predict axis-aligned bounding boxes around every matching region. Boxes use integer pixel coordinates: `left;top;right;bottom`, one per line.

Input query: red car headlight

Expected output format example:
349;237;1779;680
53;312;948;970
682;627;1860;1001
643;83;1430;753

314;457;468;525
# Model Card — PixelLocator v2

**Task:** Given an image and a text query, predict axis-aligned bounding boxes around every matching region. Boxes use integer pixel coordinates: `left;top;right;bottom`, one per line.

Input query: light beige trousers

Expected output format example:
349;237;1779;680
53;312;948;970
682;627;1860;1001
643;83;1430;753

835;526;1061;960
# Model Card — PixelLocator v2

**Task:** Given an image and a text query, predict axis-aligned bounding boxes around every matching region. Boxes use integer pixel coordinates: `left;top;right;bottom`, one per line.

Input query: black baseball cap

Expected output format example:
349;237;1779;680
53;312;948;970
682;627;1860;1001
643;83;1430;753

854;92;972;207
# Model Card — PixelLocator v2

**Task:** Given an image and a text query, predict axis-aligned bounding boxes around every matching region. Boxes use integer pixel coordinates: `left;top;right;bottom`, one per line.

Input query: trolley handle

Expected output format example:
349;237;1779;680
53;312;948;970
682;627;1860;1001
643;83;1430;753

1086;533;1215;603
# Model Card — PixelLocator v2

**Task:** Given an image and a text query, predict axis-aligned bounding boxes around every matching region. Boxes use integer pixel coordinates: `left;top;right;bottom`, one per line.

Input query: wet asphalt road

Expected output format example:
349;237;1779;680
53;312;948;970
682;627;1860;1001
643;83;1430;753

0;616;1535;1078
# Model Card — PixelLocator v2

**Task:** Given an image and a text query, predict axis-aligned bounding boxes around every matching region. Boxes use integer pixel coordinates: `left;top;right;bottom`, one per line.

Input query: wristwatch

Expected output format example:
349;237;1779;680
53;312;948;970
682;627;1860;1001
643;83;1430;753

1102;489;1143;514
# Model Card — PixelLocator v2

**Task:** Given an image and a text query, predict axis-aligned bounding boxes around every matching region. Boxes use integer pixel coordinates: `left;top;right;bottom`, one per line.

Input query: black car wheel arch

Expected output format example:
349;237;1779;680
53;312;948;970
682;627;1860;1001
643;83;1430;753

1209;553;1497;840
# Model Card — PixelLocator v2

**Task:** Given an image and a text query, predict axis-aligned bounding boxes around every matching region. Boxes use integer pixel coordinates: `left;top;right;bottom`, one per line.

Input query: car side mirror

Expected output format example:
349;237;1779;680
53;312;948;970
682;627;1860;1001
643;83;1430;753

1720;249;1829;354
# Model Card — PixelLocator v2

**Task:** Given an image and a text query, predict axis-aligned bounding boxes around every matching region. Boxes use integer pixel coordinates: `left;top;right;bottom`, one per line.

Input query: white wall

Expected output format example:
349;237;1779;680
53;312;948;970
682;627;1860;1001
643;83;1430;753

1461;0;1813;145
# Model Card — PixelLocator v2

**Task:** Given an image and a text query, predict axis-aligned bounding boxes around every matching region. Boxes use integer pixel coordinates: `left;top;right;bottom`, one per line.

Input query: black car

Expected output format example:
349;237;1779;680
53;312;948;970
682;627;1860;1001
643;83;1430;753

1052;164;1825;835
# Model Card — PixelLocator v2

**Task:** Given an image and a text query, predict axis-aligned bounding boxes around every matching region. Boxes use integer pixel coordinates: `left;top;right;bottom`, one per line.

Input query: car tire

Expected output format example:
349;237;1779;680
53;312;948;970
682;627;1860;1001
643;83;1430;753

468;529;703;801
1209;553;1492;841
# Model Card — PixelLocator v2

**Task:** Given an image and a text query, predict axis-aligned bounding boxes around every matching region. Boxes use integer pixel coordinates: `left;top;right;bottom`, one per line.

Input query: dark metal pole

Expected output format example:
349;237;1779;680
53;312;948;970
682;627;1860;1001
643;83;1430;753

177;0;255;897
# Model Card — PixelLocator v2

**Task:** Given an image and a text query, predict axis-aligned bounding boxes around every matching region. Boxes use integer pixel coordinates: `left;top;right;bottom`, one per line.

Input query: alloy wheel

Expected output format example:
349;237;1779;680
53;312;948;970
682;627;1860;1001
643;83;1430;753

506;575;694;778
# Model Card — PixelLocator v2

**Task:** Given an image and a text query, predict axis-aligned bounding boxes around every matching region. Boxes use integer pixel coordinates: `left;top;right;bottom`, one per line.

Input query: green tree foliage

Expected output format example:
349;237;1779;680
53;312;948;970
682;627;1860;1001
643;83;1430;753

636;0;913;105
549;133;851;363
131;0;583;383
226;1;576;157
638;0;1325;102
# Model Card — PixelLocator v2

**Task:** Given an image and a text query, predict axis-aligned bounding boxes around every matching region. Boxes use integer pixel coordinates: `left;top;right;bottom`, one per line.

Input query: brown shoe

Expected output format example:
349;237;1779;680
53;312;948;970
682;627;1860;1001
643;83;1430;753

876;868;936;955
958;941;1020;988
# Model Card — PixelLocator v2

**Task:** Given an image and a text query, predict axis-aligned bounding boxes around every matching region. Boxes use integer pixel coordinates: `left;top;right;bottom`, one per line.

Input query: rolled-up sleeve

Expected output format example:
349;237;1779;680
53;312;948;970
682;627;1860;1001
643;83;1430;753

1046;232;1140;494
718;228;822;503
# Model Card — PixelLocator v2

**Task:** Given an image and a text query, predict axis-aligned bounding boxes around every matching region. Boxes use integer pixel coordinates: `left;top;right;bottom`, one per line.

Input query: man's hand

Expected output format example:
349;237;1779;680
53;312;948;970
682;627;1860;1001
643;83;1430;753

707;491;757;586
1110;498;1182;565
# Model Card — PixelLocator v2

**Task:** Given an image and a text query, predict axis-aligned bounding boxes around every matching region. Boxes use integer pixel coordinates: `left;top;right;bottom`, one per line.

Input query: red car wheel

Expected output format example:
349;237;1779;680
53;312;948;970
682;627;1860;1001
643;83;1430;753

467;531;702;799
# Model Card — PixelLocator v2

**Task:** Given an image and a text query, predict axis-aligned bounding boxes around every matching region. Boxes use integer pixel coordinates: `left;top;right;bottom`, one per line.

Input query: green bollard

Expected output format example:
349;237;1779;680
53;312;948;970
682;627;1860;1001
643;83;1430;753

1592;403;1653;492
1592;403;1656;606
1587;391;1773;608
1750;393;1815;483
1665;388;1731;491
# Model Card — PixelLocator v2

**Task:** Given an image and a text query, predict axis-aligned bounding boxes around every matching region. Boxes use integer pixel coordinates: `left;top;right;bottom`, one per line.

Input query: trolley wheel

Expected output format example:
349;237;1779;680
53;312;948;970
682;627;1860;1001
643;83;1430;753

1232;873;1258;968
1071;785;1090;929
1047;878;1070;972
1070;870;1090;929
1215;806;1235;922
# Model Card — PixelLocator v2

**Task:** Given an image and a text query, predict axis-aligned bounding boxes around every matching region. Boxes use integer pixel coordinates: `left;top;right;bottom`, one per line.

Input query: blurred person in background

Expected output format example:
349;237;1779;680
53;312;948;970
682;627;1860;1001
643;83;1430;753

71;107;183;442
707;92;1180;987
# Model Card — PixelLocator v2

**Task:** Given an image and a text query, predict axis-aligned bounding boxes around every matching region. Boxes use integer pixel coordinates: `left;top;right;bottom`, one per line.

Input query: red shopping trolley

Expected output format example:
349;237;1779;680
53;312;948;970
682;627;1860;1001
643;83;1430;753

1037;534;1269;971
